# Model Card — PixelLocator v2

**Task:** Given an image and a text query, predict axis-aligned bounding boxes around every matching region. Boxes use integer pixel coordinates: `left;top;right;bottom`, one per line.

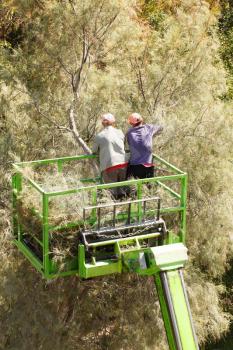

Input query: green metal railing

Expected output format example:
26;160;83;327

12;153;187;279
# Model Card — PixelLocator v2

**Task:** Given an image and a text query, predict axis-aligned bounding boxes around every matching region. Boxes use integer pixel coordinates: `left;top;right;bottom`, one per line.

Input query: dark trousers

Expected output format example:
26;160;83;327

127;164;154;179
102;167;129;199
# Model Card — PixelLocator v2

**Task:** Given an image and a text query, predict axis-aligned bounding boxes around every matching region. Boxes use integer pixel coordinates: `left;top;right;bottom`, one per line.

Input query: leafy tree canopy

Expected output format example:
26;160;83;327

0;1;232;349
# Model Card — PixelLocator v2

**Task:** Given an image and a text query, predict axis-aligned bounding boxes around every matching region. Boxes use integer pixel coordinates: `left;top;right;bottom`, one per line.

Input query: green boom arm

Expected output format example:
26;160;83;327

155;270;199;350
146;244;199;350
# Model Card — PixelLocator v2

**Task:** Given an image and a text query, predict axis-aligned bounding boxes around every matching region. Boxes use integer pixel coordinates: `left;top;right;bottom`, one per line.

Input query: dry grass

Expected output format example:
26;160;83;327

17;168;116;265
19;168;92;223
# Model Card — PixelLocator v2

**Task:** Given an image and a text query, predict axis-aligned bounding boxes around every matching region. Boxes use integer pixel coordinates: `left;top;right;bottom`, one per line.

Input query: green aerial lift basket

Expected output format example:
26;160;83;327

12;153;187;279
12;153;199;350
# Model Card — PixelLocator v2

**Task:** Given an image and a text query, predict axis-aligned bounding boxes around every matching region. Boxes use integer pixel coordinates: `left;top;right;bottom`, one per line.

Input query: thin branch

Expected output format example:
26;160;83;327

72;27;90;94
132;58;151;114
68;0;78;15
34;103;71;132
93;0;106;35
95;13;119;41
57;56;73;76
189;106;210;137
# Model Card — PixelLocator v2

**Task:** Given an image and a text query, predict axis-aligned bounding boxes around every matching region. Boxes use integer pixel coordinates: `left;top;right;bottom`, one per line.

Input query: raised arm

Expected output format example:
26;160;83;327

152;124;163;136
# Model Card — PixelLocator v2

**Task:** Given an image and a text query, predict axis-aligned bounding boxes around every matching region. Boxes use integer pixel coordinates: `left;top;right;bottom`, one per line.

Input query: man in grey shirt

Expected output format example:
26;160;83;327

93;113;128;198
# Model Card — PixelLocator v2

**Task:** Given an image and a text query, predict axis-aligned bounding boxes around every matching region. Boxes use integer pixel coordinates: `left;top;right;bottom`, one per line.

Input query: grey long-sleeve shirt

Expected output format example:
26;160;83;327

92;126;127;171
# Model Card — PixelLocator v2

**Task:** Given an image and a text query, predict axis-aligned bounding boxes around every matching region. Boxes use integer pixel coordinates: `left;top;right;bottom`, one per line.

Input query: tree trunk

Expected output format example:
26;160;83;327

69;106;100;175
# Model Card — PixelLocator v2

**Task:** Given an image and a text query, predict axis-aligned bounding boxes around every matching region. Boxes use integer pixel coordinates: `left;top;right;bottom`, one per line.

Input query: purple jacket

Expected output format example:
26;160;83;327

126;124;163;165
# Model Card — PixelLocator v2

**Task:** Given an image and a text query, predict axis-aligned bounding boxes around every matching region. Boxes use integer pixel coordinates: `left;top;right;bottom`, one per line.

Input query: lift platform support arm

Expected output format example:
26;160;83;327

79;240;199;350
149;244;199;350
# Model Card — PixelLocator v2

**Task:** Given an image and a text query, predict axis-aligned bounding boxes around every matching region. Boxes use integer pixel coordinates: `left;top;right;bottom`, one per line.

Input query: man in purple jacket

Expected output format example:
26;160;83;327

126;113;163;179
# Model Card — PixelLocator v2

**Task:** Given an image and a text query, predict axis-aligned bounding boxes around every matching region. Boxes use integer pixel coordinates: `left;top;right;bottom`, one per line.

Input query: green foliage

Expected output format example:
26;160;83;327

219;0;233;98
140;0;168;28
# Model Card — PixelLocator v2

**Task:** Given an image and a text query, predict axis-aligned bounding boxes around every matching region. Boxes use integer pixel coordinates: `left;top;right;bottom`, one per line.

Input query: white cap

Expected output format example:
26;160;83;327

101;113;115;123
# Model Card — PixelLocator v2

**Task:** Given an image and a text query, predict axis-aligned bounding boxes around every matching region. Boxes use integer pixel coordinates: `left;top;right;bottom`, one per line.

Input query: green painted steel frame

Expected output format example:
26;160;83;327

12;153;187;279
155;270;199;350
